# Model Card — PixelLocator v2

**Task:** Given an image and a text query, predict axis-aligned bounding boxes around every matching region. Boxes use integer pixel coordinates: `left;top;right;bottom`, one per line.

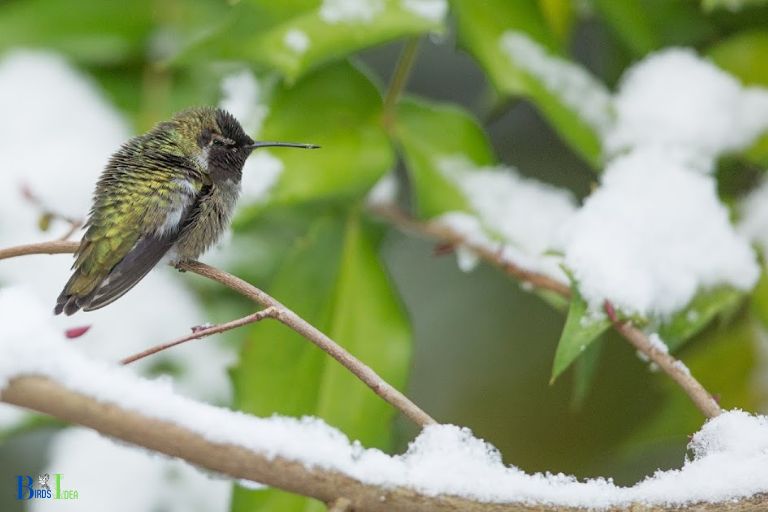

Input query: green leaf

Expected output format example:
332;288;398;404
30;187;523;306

749;267;768;329
538;0;577;44
657;287;745;352
393;97;496;218
0;0;154;65
231;210;412;512
592;0;717;57
176;0;444;82
450;0;609;167
571;337;603;410
450;0;560;92
254;61;394;207
551;285;610;383
709;30;768;86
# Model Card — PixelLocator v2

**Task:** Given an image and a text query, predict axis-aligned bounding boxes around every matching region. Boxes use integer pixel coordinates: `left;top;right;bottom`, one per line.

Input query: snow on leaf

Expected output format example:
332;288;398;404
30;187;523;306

561;146;759;317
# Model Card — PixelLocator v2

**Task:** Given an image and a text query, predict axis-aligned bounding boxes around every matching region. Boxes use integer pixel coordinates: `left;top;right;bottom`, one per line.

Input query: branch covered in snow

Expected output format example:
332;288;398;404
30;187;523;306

0;239;436;428
1;376;765;511
371;205;722;419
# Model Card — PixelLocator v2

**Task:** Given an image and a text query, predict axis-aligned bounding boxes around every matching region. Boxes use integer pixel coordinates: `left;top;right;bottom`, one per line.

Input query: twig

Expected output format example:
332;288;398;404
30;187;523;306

0;240;437;428
371;205;571;297
604;302;722;418
2;375;763;512
381;37;421;132
120;307;278;365
371;204;720;419
57;220;83;241
20;184;82;240
177;260;437;427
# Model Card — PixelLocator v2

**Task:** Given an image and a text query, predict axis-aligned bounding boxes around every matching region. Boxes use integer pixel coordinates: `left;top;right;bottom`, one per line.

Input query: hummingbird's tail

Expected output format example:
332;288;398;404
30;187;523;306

55;235;174;315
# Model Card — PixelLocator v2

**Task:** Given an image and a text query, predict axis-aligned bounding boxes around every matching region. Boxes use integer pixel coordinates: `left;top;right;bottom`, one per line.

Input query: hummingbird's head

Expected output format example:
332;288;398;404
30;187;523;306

174;107;318;182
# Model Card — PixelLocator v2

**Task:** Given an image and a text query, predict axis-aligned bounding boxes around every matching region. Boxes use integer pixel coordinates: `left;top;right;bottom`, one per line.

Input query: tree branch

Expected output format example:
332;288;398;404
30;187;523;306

604;302;722;418
1;375;763;512
0;241;437;428
20;184;83;240
120;307;279;365
371;205;722;418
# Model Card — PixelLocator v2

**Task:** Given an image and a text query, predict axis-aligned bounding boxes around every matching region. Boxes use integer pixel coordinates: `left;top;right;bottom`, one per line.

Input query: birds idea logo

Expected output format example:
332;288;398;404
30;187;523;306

16;473;79;500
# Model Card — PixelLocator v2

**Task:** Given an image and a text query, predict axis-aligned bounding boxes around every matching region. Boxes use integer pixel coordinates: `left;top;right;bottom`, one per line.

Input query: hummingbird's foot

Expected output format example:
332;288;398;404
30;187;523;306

173;260;190;273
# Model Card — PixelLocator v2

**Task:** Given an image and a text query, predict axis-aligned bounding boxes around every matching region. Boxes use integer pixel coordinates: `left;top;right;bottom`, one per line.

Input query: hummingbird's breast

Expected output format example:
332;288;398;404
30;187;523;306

170;178;241;262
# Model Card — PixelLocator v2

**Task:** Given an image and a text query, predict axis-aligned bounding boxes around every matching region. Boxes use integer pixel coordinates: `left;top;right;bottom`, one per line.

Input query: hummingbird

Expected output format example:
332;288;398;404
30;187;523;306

55;107;317;315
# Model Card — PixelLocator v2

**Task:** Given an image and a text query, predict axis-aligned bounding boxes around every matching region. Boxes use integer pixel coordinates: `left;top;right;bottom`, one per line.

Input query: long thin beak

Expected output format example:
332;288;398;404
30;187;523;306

247;141;320;150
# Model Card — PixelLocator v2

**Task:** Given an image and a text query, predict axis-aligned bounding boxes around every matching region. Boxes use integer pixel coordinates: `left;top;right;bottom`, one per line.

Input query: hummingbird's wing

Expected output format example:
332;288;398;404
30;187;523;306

55;154;204;315
80;233;177;311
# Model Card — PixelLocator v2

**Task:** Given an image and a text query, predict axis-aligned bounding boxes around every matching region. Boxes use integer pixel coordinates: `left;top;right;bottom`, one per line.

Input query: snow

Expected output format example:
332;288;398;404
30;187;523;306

365;171;398;207
1;286;767;509
648;333;670;354
433;157;576;281
30;428;230;512
283;29;310;54
239;151;284;204
499;31;614;136
606;48;768;159
401;0;447;22
320;0;384;24
218;69;269;137
218;70;286;206
561;147;759;317
738;178;768;254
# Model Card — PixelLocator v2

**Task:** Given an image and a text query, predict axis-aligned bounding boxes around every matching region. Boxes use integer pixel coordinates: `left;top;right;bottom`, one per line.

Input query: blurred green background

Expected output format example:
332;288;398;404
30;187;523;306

2;1;768;511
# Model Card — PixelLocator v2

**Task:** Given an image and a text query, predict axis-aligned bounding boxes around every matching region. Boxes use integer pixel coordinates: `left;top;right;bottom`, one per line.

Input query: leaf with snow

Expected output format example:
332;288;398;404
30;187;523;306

656;287;745;352
561;146;759;319
551;283;610;383
605;48;768;161
394;97;495;219
450;0;610;166
176;0;445;82
437;156;576;282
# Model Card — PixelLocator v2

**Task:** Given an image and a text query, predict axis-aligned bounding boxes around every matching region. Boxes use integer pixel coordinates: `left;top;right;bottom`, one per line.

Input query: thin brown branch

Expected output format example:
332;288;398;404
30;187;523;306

371;204;721;419
120;307;279;365
56;220;83;241
0;240;436;428
177;260;437;427
603;302;722;418
371;205;571;297
20;184;83;240
1;375;764;512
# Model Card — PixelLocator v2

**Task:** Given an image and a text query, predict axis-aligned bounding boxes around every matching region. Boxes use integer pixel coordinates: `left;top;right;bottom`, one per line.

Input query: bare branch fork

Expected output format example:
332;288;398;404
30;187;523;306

0;240;437;428
370;204;723;419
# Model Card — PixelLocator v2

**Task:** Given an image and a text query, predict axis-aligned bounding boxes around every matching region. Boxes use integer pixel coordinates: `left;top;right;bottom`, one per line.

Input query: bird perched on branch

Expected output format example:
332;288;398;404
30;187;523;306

55;107;317;315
